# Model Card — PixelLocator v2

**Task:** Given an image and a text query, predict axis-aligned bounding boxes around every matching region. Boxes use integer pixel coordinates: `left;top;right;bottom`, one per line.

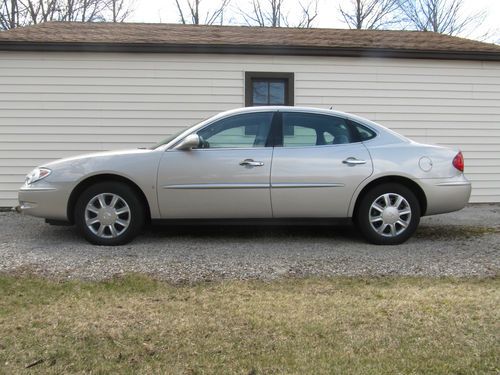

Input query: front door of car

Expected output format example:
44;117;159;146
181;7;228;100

271;112;373;218
157;111;276;218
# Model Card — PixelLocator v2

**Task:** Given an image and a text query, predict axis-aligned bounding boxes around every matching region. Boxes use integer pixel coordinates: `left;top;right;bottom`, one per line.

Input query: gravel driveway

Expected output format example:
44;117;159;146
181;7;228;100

0;204;499;282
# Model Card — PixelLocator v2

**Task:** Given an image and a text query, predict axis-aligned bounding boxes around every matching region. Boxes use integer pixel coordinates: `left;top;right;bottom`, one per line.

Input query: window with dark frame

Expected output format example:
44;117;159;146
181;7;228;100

245;72;294;107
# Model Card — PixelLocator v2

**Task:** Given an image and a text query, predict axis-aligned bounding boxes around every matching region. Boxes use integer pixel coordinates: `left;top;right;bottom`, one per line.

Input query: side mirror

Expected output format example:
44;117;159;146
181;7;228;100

176;134;200;151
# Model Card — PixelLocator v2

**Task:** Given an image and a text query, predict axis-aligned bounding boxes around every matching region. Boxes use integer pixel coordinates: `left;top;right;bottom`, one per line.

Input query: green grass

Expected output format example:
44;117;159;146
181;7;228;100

0;275;498;374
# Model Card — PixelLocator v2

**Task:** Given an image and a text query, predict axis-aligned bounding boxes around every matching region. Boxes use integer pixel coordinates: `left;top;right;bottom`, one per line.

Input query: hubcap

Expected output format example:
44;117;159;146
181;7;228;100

369;193;412;237
85;193;131;239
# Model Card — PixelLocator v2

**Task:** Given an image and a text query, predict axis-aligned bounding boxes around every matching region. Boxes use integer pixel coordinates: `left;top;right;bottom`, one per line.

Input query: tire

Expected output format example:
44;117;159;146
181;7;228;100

74;182;145;246
355;183;420;245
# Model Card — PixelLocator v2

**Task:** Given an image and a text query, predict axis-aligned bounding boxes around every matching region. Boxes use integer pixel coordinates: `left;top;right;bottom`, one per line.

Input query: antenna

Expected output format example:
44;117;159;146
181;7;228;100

329;106;334;110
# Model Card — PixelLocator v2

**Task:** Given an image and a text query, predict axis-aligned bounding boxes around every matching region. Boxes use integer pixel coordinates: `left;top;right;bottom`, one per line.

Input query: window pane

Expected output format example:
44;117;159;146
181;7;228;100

283;112;352;147
252;81;268;105
351;121;377;141
197;112;273;148
283;125;317;147
269;81;285;104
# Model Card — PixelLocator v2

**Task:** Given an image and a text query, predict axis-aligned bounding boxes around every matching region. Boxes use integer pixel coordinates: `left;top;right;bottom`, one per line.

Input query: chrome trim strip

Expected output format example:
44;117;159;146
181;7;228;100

271;183;345;188
19;187;57;191
163;183;269;189
435;181;472;187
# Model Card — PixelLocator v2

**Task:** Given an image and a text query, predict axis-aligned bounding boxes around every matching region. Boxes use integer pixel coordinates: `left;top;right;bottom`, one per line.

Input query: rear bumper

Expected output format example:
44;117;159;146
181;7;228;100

419;175;472;216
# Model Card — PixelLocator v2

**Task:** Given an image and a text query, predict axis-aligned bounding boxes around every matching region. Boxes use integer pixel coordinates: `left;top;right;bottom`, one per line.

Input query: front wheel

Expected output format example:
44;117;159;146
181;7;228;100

355;183;421;245
74;182;145;246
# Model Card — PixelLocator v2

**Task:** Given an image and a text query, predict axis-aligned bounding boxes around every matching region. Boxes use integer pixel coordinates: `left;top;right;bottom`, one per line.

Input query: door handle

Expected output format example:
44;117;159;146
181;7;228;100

239;159;264;167
343;157;367;165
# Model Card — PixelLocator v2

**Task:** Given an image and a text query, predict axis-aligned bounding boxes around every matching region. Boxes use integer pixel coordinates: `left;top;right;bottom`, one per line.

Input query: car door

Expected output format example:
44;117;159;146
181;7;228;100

157;111;276;218
271;111;373;218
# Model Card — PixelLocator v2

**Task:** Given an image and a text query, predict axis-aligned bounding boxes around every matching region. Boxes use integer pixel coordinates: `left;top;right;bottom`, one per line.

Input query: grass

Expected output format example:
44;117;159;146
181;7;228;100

0;275;498;374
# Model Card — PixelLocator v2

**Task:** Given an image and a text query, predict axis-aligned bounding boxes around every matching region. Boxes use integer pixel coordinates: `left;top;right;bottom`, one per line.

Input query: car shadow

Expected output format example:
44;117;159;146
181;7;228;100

145;223;363;242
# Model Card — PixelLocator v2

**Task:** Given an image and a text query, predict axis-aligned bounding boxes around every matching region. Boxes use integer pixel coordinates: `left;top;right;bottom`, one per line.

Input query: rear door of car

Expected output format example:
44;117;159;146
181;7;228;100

270;111;373;218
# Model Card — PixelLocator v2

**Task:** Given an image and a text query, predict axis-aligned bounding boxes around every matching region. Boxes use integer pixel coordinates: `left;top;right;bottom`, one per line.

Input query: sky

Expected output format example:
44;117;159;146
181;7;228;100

129;0;500;43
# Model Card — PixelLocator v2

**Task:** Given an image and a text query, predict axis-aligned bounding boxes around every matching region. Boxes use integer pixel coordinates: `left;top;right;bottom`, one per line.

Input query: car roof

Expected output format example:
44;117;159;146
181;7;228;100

220;105;346;117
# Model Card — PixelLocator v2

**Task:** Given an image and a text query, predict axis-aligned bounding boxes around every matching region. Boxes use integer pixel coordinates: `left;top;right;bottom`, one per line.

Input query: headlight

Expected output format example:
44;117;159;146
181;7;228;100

25;167;51;185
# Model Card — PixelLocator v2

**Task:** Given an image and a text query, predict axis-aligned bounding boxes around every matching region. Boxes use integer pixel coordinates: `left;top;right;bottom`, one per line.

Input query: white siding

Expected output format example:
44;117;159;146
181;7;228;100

0;51;499;206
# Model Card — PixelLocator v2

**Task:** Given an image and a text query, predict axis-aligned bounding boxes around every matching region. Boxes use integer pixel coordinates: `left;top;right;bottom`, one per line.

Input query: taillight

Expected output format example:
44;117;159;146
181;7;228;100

452;151;464;172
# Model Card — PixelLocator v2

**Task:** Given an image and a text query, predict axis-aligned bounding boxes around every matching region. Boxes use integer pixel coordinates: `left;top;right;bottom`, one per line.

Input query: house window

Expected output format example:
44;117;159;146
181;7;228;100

245;72;294;107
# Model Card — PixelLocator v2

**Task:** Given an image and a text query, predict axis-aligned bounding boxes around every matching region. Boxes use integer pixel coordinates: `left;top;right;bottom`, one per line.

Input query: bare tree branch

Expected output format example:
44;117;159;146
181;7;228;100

104;0;133;22
339;0;403;30
174;0;230;25
398;0;487;36
296;0;318;28
1;0;134;28
239;0;317;28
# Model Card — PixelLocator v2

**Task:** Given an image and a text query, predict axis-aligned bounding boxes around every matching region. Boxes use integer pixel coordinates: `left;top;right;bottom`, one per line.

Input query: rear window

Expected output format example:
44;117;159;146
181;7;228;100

351;121;376;141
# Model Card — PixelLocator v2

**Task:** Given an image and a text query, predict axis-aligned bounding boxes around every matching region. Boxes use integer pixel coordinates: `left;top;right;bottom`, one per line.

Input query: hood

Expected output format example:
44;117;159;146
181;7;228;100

42;148;153;168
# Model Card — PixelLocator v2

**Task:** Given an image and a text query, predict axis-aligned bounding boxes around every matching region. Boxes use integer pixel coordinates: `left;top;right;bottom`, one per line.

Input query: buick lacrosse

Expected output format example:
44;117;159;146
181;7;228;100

18;107;471;245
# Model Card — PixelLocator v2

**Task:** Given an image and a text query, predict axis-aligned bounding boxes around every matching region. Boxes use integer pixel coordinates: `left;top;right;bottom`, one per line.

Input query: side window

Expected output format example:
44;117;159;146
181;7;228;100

351;121;377;141
283;125;317;147
282;112;353;147
196;112;273;149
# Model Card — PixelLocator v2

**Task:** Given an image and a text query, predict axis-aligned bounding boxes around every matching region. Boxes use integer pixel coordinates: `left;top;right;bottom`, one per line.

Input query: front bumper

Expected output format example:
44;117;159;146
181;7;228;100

18;182;71;221
419;174;472;216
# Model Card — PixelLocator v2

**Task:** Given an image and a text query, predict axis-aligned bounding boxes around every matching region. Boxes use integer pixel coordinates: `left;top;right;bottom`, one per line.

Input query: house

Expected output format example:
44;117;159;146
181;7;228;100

0;22;499;207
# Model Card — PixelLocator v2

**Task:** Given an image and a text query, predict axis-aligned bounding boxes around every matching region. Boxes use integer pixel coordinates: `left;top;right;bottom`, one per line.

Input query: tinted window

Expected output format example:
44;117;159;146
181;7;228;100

282;113;353;147
197;112;273;148
351;121;377;141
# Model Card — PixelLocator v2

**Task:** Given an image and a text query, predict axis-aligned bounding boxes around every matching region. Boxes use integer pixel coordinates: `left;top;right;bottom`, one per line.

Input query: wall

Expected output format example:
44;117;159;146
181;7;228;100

0;52;499;206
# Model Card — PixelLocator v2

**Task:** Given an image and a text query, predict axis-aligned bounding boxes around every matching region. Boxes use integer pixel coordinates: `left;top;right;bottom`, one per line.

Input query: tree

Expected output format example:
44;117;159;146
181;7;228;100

398;0;486;36
105;0;133;22
240;0;284;27
0;0;133;29
239;0;318;28
174;0;231;25
339;0;403;30
296;0;318;28
0;0;19;29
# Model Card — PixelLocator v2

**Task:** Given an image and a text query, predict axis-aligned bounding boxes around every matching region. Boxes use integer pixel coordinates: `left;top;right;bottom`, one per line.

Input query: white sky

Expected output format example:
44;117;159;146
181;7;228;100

129;0;500;43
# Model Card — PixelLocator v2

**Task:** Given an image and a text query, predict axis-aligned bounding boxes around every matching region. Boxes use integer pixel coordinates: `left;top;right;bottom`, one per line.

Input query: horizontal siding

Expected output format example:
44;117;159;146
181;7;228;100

0;51;499;206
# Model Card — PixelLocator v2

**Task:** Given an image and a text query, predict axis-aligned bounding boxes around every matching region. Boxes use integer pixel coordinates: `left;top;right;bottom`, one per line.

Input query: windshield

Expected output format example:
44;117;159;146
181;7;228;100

151;128;189;149
151;116;214;149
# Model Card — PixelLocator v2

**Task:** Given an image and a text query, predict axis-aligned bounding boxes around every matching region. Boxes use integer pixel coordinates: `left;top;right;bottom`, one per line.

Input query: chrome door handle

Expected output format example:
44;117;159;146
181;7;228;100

239;159;264;167
343;157;367;165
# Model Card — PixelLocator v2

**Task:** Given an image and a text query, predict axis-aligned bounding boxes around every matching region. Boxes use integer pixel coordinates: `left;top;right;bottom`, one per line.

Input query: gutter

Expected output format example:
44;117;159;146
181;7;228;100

0;41;499;61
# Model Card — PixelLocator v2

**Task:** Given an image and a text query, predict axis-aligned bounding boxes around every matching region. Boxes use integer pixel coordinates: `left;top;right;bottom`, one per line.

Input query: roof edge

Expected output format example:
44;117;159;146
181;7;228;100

0;41;499;61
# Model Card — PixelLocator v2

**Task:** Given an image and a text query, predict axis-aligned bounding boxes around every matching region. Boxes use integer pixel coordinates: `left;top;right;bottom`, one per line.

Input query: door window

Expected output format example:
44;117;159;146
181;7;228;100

282;112;354;147
197;112;274;148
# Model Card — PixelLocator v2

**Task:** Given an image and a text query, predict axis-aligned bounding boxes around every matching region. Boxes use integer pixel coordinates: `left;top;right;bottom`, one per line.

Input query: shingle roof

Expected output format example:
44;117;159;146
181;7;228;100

1;22;499;60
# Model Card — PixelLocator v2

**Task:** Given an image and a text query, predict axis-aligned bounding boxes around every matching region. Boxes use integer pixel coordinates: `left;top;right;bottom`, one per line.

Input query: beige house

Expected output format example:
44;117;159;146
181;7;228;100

0;22;499;207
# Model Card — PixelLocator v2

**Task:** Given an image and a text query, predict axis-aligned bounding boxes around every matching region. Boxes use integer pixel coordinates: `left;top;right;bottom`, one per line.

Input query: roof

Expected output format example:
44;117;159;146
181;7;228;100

1;22;500;61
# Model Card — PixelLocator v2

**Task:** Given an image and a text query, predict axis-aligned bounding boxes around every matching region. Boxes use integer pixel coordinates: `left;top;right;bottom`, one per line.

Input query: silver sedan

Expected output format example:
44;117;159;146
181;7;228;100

18;106;471;245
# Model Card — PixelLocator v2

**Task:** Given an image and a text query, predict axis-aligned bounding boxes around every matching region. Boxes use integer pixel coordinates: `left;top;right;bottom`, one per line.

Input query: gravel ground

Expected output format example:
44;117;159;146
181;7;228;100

0;204;499;282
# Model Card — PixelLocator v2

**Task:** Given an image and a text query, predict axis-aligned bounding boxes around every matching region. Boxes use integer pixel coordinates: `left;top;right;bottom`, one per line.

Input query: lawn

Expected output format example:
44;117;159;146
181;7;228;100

0;275;498;374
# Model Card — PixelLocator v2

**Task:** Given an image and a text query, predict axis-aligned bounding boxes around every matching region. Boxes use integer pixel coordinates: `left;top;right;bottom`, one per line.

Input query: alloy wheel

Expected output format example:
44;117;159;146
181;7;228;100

368;193;412;237
84;193;131;239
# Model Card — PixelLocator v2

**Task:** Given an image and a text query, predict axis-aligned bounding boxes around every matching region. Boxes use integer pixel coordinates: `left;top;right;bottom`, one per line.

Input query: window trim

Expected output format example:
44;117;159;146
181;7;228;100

245;72;294;107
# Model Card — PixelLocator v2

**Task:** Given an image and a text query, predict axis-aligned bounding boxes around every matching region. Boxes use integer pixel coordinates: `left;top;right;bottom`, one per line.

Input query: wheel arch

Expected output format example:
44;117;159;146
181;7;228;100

351;175;427;218
67;173;151;224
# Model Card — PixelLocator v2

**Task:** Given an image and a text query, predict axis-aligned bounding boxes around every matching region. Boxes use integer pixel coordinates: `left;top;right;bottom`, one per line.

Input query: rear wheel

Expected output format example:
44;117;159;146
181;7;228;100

75;182;144;245
355;183;420;245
